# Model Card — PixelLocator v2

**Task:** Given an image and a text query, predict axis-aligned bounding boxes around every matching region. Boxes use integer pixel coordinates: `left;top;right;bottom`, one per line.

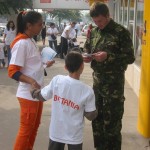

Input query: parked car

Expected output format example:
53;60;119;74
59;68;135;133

0;26;5;36
0;27;4;36
81;25;88;36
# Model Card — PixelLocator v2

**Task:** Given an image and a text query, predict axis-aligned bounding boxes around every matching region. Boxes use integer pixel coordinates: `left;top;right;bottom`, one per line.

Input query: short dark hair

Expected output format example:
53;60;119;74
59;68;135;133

50;22;55;27
90;2;109;17
71;22;76;25
65;51;83;73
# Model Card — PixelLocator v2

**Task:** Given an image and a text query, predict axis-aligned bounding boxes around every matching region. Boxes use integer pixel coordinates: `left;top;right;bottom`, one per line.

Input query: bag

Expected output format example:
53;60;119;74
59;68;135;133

51;34;56;40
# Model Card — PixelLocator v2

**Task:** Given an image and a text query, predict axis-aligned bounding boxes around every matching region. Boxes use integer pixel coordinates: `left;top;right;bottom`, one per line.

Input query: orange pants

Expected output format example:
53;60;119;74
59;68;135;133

14;97;43;150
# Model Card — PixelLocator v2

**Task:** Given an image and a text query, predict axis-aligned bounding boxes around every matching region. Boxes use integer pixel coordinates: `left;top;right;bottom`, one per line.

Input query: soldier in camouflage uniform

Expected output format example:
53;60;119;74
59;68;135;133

83;2;135;150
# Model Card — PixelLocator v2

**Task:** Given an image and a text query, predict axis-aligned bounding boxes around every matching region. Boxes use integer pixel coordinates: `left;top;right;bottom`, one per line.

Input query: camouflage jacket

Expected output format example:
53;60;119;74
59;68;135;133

84;19;135;73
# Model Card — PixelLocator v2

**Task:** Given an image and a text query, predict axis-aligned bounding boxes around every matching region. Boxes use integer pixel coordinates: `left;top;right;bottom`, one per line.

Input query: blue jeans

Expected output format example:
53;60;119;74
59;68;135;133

6;45;11;66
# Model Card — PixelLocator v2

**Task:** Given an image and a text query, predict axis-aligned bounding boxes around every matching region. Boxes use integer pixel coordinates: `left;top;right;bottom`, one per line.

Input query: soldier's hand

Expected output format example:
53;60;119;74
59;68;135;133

82;54;92;63
92;51;107;62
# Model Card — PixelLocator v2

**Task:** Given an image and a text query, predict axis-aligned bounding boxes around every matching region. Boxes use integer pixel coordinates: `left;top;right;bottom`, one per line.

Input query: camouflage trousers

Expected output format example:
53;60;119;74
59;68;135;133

92;72;125;150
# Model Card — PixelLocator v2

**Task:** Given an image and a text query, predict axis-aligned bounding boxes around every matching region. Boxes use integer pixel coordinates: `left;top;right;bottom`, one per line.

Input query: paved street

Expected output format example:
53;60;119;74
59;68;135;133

0;36;149;150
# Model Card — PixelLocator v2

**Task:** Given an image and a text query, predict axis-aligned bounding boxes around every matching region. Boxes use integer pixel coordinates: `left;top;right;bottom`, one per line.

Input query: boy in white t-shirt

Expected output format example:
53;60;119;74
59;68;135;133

31;50;97;150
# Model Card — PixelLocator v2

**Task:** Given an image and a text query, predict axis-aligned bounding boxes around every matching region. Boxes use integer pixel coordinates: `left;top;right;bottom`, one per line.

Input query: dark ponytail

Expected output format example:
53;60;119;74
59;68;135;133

16;11;42;35
16;12;24;34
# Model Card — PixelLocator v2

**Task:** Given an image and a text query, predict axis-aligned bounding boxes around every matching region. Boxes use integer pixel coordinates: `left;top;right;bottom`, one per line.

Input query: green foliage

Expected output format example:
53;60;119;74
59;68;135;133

0;0;33;15
0;2;10;14
48;9;82;24
84;12;92;22
70;10;82;22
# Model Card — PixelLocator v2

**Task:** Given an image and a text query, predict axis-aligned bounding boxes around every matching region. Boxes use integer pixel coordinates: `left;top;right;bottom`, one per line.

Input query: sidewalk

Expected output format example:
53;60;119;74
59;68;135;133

0;38;149;149
0;58;149;150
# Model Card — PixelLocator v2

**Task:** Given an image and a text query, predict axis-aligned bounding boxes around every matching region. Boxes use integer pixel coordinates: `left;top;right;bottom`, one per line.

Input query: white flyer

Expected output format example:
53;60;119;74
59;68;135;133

41;47;57;62
41;47;57;68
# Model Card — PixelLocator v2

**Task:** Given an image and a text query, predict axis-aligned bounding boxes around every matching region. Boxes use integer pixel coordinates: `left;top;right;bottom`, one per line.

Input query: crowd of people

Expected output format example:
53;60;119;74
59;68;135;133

42;21;85;59
0;2;135;150
0;18;89;68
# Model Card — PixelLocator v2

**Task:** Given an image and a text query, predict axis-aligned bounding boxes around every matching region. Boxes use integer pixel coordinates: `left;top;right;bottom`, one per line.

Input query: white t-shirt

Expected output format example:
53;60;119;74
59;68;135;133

61;25;76;39
41;75;96;144
47;27;58;41
75;23;80;31
4;28;16;45
10;38;44;101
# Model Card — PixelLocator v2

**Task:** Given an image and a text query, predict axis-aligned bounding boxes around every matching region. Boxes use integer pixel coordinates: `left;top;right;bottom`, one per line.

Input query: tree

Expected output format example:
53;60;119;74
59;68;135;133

70;10;82;22
48;9;82;26
0;0;33;15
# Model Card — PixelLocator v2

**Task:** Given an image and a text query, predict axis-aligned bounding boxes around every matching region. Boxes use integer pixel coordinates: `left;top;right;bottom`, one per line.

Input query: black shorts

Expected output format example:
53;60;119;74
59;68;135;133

48;139;82;150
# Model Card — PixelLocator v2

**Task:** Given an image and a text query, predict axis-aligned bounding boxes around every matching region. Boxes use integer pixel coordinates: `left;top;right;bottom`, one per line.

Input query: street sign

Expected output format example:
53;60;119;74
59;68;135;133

33;0;90;10
89;0;109;6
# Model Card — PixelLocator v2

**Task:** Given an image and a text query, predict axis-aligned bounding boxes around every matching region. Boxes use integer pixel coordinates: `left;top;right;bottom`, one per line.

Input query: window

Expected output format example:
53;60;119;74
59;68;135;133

134;0;144;66
116;0;143;67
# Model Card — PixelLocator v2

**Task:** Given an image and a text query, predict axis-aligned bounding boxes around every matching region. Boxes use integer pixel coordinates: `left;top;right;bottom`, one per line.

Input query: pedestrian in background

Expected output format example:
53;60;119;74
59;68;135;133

47;22;58;52
75;22;80;38
63;22;66;30
3;20;16;66
41;21;46;46
8;11;55;150
60;22;76;59
83;2;135;150
31;51;98;150
87;24;93;39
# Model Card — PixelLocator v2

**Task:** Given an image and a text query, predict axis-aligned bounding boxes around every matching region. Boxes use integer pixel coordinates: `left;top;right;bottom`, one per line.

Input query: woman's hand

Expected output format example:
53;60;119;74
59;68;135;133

31;80;41;89
18;74;41;89
46;60;55;68
92;51;107;62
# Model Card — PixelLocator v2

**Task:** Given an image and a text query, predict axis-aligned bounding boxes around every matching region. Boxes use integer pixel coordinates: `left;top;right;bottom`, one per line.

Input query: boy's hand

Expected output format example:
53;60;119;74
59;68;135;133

30;88;46;101
30;88;39;99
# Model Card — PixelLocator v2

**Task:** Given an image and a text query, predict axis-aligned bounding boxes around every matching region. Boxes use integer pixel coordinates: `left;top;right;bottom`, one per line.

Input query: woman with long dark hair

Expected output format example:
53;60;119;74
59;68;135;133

3;20;16;66
8;11;55;150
